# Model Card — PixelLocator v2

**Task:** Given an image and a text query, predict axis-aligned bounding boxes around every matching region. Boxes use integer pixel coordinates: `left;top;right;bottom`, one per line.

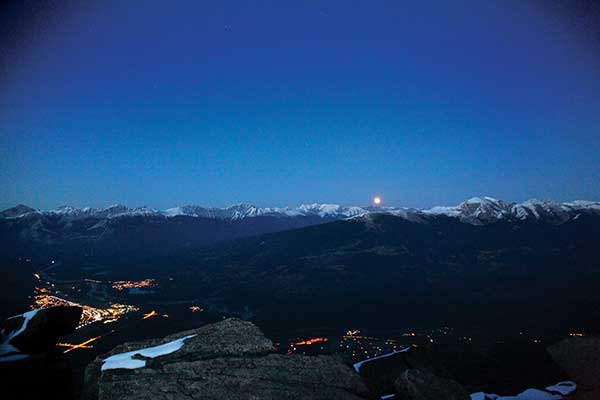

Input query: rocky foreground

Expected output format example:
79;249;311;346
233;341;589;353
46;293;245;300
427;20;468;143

82;317;476;400
2;308;600;399
83;318;370;400
82;317;600;400
547;337;600;400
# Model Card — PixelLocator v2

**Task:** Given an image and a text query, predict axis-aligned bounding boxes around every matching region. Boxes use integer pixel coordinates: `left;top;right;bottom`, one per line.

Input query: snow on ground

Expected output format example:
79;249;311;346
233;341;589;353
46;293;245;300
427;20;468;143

101;334;196;371
0;353;29;362
353;347;412;373
422;205;461;217
162;206;185;217
496;388;562;400
471;381;576;400
545;382;576;396
563;200;600;211
0;343;19;355
471;393;498;400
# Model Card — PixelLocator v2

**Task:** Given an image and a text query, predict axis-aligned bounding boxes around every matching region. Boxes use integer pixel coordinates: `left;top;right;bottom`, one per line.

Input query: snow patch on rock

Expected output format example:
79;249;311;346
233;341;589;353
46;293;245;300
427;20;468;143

353;347;412;373
471;381;576;400
101;334;196;371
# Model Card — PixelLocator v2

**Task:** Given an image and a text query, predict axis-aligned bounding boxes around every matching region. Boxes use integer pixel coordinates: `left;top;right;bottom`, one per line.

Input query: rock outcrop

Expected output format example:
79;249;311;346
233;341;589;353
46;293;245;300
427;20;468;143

394;369;470;400
548;337;600;400
84;318;370;400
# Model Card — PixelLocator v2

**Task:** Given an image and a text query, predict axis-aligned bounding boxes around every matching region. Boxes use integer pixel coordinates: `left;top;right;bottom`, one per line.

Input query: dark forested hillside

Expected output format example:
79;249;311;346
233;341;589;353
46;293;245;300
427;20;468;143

171;213;600;333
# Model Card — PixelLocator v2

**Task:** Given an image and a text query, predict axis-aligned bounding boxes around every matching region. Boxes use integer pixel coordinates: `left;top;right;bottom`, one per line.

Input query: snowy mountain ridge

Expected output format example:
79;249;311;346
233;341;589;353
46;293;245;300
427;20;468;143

2;197;599;225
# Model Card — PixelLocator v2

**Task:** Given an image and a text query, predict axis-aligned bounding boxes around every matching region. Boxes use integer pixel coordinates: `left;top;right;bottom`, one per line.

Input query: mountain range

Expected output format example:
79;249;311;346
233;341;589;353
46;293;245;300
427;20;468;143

2;196;599;224
1;197;599;261
1;196;600;344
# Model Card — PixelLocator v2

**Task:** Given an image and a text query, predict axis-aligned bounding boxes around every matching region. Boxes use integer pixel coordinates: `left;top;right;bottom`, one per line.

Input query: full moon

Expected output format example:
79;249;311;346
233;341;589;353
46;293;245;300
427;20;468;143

373;196;382;205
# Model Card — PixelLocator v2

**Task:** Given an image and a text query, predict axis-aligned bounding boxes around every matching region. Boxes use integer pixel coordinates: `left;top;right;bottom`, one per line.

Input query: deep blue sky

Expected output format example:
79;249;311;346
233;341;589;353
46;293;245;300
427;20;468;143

1;0;599;210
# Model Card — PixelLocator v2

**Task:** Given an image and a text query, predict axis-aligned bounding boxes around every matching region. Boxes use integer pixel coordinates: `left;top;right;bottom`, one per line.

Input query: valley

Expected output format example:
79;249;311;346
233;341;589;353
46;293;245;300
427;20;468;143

2;198;600;398
5;253;584;396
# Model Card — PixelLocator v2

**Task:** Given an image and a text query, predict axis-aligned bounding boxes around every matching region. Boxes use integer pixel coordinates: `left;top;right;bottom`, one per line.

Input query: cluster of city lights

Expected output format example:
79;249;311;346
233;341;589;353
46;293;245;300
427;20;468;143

111;279;157;291
32;294;139;328
290;337;328;346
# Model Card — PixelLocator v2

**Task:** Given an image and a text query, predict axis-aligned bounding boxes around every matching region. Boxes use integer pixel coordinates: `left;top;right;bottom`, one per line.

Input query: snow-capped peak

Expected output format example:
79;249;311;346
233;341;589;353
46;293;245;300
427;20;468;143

463;196;500;204
510;199;569;222
422;197;599;224
162;203;367;220
0;205;38;219
296;203;367;218
1;197;599;225
163;204;271;219
423;196;513;223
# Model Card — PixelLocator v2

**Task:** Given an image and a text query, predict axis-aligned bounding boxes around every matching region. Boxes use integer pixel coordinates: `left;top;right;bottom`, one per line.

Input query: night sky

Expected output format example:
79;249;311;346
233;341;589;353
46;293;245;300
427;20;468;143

1;1;599;210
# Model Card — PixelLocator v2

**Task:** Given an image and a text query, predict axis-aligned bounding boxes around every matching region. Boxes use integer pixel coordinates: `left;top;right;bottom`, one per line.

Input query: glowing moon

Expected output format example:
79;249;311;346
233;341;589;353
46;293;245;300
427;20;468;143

373;196;382;205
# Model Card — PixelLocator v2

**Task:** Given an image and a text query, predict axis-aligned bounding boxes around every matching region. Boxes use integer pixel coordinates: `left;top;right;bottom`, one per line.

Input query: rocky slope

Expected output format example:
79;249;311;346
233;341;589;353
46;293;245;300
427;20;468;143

83;318;476;400
83;318;592;400
83;318;370;400
548;337;600;400
0;310;590;400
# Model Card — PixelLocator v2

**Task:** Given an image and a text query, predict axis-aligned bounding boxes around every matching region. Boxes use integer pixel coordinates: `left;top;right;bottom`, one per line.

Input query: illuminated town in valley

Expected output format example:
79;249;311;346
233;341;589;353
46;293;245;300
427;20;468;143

32;292;139;328
111;279;157;292
26;261;218;356
30;262;167;331
26;260;591;362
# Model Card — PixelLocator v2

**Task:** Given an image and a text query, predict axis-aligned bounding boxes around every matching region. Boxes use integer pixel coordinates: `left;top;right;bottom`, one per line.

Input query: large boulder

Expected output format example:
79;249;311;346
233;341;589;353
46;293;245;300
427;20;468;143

84;318;370;400
394;369;470;400
548;337;600;399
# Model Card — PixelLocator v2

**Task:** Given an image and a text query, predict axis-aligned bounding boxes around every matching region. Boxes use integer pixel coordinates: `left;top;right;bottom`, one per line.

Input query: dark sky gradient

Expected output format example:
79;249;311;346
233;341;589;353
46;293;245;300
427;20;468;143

1;0;599;209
